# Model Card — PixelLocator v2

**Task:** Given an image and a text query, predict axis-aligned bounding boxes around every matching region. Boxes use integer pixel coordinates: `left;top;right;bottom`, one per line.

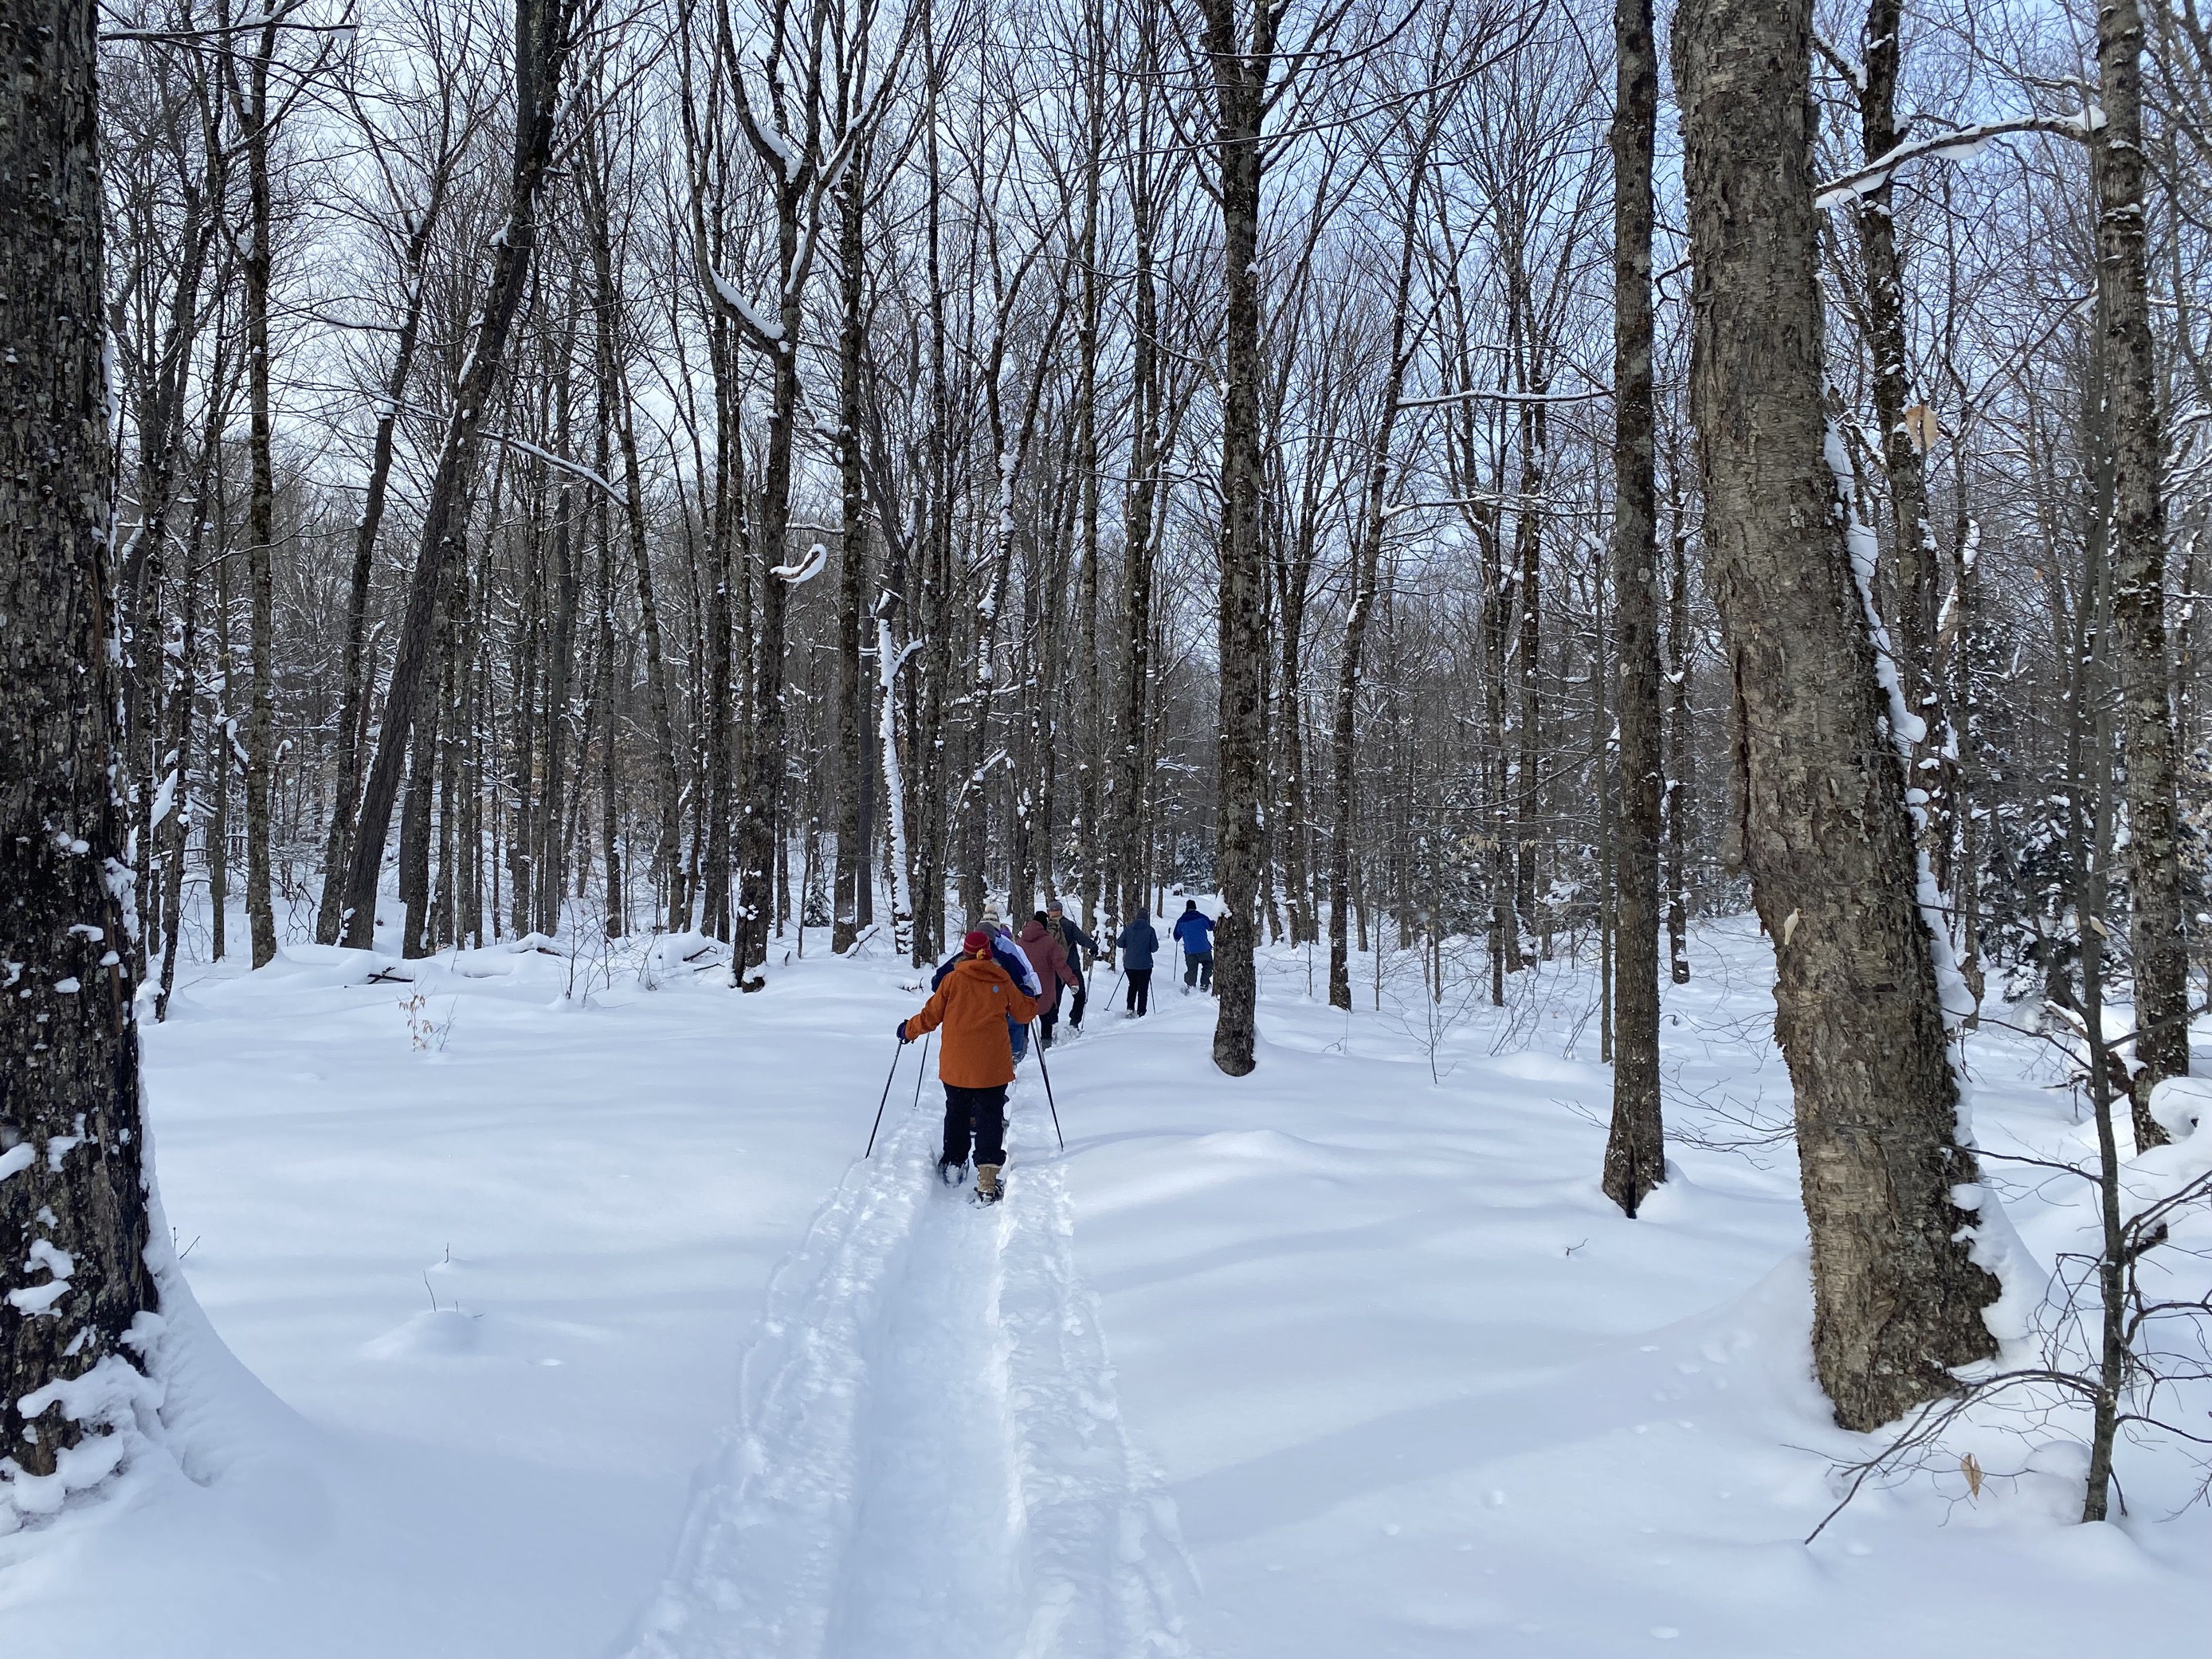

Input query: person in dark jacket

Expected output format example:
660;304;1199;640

1044;899;1097;1032
900;930;1039;1202
1172;899;1216;994
1116;912;1159;1017
1017;912;1083;1048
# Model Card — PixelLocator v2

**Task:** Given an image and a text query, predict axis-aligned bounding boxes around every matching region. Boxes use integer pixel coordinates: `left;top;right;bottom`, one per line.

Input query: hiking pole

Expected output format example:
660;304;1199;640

912;1031;931;1112
1030;1022;1066;1151
865;1035;904;1159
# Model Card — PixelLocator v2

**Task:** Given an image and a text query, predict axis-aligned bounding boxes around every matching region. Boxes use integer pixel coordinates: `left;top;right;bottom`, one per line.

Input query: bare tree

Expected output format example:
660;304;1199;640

315;3;483;945
338;0;581;949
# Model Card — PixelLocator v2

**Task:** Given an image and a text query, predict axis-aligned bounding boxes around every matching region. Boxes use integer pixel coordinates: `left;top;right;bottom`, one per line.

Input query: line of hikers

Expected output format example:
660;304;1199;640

1111;897;1216;1014
895;896;1220;1204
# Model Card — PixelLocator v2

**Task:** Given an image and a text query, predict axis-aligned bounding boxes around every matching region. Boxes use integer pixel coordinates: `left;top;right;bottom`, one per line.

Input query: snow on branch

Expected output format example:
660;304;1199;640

473;429;618;498
771;543;829;585
704;263;785;347
1399;386;1611;409
1815;113;2096;210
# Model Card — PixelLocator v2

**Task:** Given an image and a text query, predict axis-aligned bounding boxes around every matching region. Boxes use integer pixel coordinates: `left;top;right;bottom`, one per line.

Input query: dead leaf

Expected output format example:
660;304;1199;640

1961;1453;1984;1500
1904;403;1939;453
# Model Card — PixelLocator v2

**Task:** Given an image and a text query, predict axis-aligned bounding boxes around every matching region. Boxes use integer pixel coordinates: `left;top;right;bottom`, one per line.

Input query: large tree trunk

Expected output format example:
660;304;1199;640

1;0;159;1489
2099;0;2184;1150
1202;0;1273;1076
1604;0;1665;1216
339;0;573;949
1674;0;1999;1430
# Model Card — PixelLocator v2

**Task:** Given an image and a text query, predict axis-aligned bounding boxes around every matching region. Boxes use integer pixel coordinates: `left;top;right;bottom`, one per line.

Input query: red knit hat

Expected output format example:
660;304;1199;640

963;929;990;955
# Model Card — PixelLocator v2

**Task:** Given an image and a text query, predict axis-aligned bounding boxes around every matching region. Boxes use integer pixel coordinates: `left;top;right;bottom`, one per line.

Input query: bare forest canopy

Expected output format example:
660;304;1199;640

93;0;2212;1022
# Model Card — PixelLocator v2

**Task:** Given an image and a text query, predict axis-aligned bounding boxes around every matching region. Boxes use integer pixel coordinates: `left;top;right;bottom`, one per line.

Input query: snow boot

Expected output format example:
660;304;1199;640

974;1164;1003;1205
939;1156;967;1187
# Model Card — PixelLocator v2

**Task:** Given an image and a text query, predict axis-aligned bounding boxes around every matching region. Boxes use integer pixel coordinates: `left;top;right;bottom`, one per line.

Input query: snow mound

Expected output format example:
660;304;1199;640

363;1308;484;1361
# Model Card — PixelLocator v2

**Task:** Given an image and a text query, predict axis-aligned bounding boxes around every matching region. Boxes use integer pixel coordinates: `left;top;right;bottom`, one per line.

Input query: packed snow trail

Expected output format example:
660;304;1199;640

628;1057;1193;1659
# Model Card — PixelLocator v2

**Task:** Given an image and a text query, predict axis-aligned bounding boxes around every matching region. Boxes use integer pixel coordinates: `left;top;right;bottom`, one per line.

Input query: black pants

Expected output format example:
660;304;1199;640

1124;968;1152;1016
1184;951;1214;992
1067;979;1087;1030
943;1083;1009;1167
1037;1007;1059;1048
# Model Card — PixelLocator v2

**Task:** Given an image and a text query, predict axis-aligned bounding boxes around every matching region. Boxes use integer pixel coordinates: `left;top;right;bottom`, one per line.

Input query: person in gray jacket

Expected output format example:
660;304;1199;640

1115;912;1159;1017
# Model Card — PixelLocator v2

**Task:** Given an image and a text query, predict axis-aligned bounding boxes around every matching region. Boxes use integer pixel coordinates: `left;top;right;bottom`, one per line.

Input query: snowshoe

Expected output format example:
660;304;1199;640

938;1157;967;1187
973;1164;1003;1206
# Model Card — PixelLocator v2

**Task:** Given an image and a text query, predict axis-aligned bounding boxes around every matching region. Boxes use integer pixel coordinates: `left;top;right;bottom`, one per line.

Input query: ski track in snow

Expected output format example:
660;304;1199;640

629;1063;1193;1659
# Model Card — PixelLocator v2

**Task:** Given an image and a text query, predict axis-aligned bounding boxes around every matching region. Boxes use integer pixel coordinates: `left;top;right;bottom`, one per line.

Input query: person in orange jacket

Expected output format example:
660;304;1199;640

898;928;1039;1202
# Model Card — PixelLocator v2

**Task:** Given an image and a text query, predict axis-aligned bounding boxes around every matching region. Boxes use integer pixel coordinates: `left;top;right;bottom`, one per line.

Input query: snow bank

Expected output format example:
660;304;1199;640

4;916;2208;1657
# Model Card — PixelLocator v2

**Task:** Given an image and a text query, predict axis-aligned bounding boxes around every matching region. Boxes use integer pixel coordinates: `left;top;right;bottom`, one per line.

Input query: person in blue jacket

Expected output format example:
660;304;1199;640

1115;911;1159;1018
1172;899;1215;994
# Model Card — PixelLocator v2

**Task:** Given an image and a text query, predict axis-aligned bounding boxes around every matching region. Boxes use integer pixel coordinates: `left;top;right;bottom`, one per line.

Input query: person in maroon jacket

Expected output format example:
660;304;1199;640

1015;912;1083;1049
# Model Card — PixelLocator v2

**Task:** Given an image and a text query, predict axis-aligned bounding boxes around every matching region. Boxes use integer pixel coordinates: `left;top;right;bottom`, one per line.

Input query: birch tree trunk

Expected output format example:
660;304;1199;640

1675;0;1999;1429
1665;465;1694;985
2098;0;2185;1149
1;0;159;1488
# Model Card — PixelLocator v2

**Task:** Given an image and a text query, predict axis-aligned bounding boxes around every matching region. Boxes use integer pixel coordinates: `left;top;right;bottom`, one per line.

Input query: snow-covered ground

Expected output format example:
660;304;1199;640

5;912;2210;1656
